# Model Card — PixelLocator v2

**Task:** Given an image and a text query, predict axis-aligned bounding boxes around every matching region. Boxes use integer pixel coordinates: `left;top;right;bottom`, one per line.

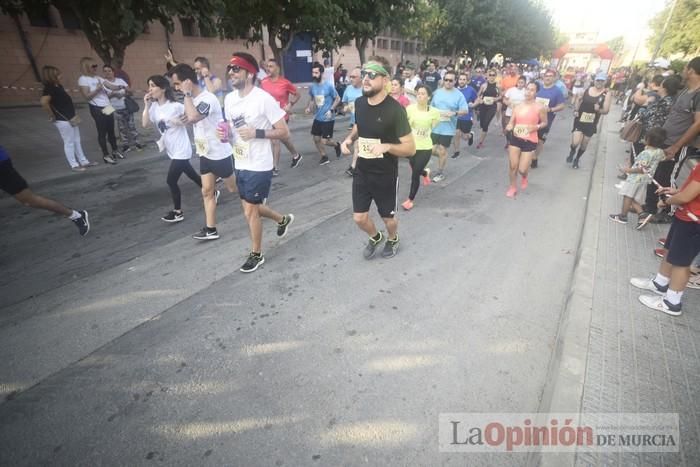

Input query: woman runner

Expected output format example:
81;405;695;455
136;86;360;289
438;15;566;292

475;69;501;149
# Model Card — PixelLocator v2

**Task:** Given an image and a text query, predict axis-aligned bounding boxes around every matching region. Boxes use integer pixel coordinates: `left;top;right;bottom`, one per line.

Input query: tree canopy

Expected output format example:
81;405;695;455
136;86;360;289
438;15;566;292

647;0;700;59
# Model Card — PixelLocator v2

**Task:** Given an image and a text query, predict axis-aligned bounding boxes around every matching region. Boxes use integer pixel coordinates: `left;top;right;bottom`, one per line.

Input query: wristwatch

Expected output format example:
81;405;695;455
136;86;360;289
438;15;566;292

184;91;192;98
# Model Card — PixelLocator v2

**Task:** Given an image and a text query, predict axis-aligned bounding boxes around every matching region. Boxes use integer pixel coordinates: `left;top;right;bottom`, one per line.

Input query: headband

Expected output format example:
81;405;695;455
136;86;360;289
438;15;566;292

229;56;257;75
363;62;389;76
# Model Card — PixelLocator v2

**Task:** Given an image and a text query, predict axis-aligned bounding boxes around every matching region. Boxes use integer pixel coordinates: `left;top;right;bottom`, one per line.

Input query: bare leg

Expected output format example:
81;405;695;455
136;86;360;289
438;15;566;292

382;216;398;240
201;173;217;227
507;146;519;188
14;189;72;216
353;212;378;237
518;151;533;178
436;144;448;171
669;266;692;292
258;203;284;223
272;139;281;170
313;135;326;157
621;196;633;216
241;200;263;253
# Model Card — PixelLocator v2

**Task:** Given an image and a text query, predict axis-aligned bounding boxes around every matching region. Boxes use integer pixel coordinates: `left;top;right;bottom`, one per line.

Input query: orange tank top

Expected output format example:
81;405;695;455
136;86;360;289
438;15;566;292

512;103;540;143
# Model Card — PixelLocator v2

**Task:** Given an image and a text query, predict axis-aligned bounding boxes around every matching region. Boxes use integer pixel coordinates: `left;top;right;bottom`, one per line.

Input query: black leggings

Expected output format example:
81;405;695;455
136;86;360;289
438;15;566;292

408;149;432;201
89;104;118;156
480;104;497;132
167;159;202;210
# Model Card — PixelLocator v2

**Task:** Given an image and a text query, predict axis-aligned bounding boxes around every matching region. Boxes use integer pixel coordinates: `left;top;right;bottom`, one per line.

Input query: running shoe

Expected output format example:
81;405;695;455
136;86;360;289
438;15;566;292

638;295;682;316
85;161;99;167
687;273;700;290
382;235;400;258
162;210;184;223
363;231;384;259
401;199;414;211
277;213;294;238
520;176;528;190
215;189;221;204
319;156;330;165
193;227;219;241
240;252;265;273
476;142;483;149
291;154;303;168
468;132;474;146
72;210;90;236
506;186;517;198
422;168;431;186
103;155;117;165
636;212;653;230
654;248;667;259
451;151;461;159
630;277;668;295
531;159;538;169
71;166;87;172
121;145;131;154
572;159;579;169
609;214;628;224
272;168;279;177
658;237;666;246
113;150;125;159
432;172;446;182
345;166;355;177
334;142;342;158
566;153;574;163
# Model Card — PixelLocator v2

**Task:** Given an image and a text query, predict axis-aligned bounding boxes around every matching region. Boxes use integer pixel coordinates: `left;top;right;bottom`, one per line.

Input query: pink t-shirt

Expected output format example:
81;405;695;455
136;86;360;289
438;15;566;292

512;102;541;143
393;94;410;108
260;76;297;120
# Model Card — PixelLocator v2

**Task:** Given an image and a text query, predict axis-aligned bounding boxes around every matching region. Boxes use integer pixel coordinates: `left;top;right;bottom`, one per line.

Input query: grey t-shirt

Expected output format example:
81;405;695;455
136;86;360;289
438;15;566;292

662;87;700;147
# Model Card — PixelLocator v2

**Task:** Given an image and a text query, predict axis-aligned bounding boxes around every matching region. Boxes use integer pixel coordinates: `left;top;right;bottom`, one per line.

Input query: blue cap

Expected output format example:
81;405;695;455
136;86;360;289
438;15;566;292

595;73;607;81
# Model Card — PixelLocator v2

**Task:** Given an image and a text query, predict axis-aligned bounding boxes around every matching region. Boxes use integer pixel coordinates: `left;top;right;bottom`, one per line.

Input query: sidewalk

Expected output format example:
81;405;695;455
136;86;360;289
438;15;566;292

549;109;700;465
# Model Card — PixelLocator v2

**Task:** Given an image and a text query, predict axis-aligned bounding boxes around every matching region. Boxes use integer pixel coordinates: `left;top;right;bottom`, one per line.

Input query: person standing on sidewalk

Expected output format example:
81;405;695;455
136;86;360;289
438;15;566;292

142;75;202;224
567;72;612;169
221;53;295;273
341;67;364;176
260;58;303;173
430;70;468;182
306;62;341;165
168;63;232;241
532;69;566;168
630;161;700;316
40;65;94;172
78;57;124;164
0;145;89;236
103;65;143;154
341;57;415;259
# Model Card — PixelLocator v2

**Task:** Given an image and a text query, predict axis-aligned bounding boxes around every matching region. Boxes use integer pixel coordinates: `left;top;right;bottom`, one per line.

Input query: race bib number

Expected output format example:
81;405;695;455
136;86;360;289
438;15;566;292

413;127;430;139
194;137;209;157
483;96;495;105
357;137;383;159
314;95;325;107
232;140;249;161
513;124;530;138
579;112;596;123
536;97;550;108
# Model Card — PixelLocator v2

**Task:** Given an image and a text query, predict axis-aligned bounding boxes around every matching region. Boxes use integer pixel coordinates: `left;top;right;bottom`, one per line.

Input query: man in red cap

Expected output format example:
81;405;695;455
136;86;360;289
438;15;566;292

220;52;295;273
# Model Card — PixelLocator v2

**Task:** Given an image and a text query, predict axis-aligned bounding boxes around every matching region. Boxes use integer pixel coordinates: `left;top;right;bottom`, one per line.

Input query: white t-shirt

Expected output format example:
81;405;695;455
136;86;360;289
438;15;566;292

404;76;422;103
504;87;526;116
106;78;129;110
148;100;192;160
192;90;230;160
224;87;286;172
78;75;110;107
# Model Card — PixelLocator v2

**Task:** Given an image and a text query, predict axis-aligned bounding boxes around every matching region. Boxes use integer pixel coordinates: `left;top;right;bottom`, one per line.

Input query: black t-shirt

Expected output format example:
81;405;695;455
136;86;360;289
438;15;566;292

354;95;412;174
42;84;75;121
423;71;441;92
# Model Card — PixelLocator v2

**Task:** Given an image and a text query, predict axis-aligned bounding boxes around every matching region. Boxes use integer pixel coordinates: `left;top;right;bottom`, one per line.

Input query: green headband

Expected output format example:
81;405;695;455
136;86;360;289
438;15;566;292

363;62;389;76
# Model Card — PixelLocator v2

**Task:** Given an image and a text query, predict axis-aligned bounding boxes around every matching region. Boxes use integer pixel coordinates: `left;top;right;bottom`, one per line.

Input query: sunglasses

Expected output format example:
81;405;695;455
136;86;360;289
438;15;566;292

226;65;241;73
443;78;454;82
361;70;386;80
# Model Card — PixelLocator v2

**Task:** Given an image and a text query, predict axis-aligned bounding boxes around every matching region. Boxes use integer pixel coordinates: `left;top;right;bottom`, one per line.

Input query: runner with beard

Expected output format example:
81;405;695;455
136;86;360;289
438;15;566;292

531;69;566;168
340;56;415;259
430;70;468;181
451;72;477;159
305;62;341;165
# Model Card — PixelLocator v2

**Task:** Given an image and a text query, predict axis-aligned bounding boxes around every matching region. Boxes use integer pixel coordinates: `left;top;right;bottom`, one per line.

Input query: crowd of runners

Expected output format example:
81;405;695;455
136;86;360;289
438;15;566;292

2;52;699;314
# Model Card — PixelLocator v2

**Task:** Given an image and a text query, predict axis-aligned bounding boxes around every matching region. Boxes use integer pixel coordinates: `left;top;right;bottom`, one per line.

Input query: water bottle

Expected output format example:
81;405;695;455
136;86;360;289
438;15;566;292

217;120;229;143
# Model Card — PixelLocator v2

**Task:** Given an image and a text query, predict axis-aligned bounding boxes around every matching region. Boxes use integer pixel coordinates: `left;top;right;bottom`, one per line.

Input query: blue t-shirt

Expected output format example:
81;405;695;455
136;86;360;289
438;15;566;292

0;145;9;162
457;86;477;121
342;85;363;124
310;81;338;122
431;88;468;136
555;80;568;99
469;76;485;92
536;85;566;127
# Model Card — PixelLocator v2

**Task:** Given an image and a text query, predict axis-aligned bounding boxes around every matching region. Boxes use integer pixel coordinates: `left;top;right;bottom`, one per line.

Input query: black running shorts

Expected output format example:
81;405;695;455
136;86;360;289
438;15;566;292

200;155;234;179
352;168;398;218
0;159;28;196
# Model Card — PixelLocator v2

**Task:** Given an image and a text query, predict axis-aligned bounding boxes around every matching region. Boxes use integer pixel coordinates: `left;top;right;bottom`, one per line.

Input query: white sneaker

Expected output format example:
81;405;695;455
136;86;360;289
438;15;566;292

687;273;700;290
215;190;221;205
432;172;446;182
638;295;682;316
630;277;667;295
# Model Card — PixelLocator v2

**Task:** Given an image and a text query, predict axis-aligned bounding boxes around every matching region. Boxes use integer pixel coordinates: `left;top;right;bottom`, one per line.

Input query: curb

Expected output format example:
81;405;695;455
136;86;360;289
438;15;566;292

528;117;607;467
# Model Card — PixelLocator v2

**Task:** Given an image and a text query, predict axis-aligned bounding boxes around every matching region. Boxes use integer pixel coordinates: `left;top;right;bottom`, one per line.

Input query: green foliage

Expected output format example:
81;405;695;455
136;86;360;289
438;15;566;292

648;0;700;58
606;36;625;55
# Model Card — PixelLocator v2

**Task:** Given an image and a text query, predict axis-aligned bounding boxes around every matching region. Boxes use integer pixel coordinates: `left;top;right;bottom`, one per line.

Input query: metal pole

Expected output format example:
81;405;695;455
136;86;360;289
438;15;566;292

12;15;41;82
650;0;679;62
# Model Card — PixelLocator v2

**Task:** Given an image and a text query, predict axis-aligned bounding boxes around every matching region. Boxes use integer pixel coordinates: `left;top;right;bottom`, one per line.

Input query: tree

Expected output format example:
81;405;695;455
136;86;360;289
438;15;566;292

606;36;625;56
648;0;700;58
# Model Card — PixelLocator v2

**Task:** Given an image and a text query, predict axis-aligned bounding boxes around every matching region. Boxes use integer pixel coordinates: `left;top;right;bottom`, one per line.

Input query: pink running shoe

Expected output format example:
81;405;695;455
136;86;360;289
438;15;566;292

402;199;414;210
521;176;528;190
506;186;517;198
422;167;431;186
476;142;484;149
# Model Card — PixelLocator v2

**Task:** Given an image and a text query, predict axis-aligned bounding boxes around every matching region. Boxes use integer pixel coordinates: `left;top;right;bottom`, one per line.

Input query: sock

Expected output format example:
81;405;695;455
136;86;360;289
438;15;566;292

569;146;576;157
251;251;262;257
654;273;670;287
206;226;217;232
665;289;683;305
68;210;81;220
576;148;585;159
388;234;399;243
370;232;381;242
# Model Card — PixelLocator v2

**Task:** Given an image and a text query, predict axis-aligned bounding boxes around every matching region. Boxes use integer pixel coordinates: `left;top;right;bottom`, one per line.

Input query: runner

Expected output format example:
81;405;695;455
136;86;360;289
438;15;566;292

429;70;468;182
469;66;486;92
571;69;586;106
340;56;415;259
0;145;89;235
167;63;233;241
504;82;547;198
567;72;612;169
141;74;202;223
221;52;295;273
260;58;303;174
502;76;527;148
341;67;364;176
532;69;566;168
193;57;225;103
402;64;421;104
499;65;521;136
390;78;410;107
475;69;501;149
451;72;477;159
305;61;341;165
402;84;440;210
422;60;442;93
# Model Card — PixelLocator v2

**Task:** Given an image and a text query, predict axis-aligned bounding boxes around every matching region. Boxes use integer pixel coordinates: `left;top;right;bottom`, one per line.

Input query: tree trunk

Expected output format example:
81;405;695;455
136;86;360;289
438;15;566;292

268;25;294;75
356;37;369;64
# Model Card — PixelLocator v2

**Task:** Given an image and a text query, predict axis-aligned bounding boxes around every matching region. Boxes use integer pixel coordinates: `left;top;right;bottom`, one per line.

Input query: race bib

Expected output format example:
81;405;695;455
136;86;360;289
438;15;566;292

536;97;550;108
194;137;209;157
413;127;430;139
232;140;249;161
513;124;530;138
439;112;452;122
483;96;495;105
579;112;596;123
314;95;325;107
357;137;383;159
